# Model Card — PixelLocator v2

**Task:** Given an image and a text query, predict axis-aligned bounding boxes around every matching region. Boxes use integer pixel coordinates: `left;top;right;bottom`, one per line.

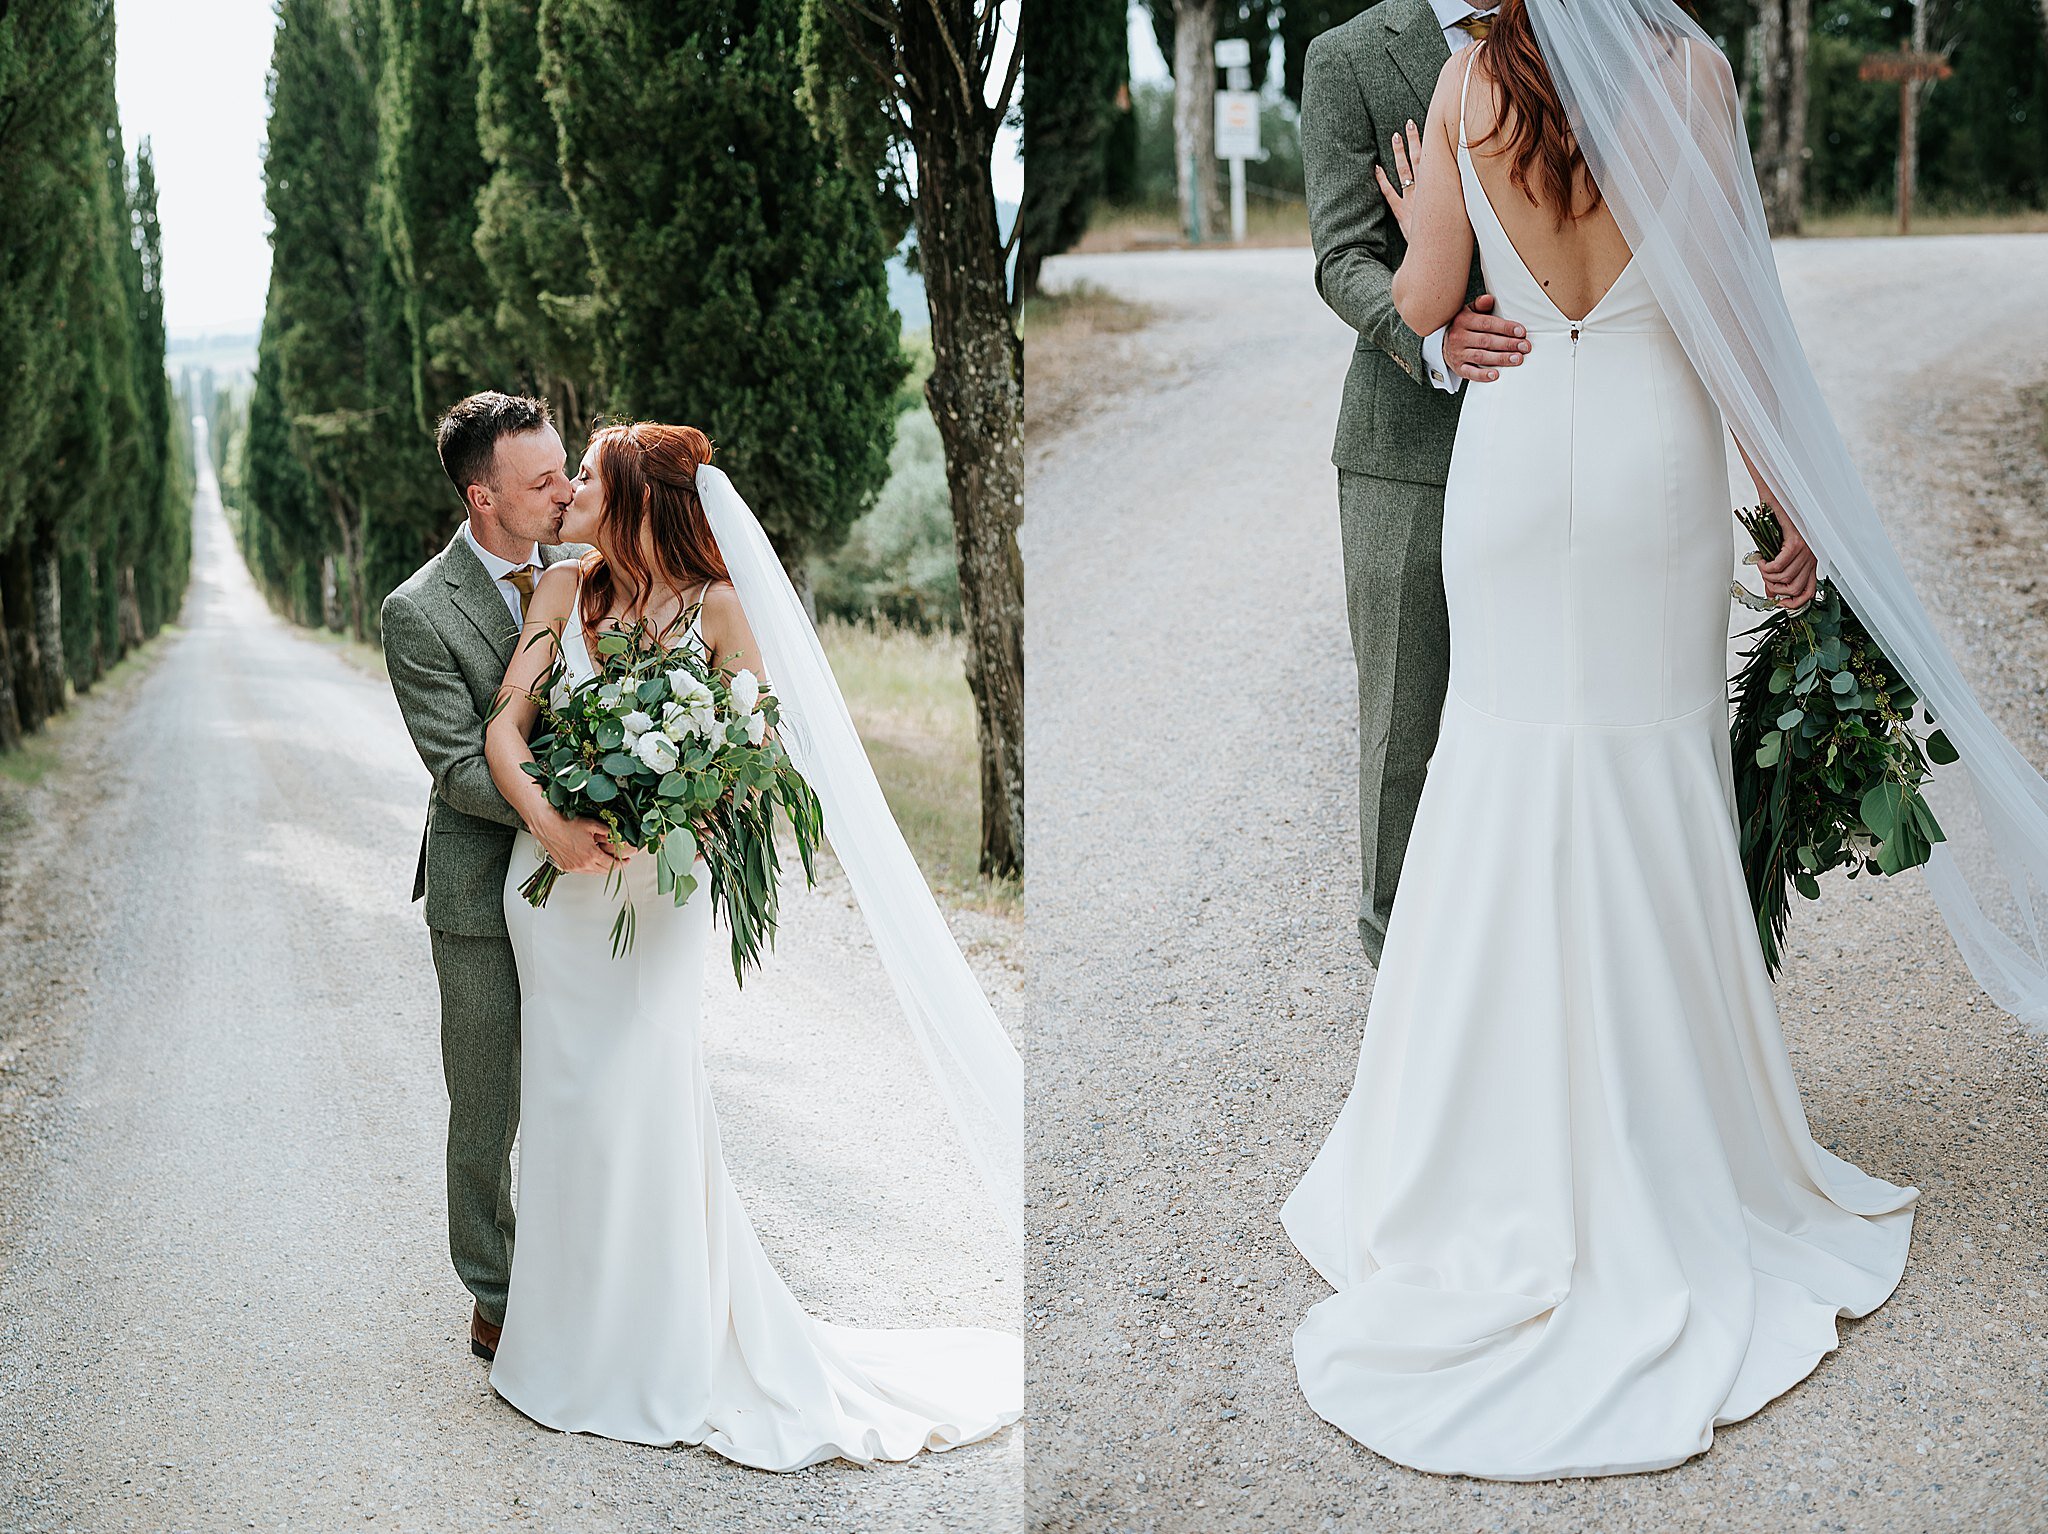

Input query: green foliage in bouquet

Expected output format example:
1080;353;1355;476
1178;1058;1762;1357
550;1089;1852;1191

497;610;825;979
1730;505;1958;978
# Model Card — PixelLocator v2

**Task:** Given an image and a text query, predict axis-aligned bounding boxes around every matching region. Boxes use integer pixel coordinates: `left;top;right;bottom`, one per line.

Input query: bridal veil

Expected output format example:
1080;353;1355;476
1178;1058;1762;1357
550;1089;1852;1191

1529;0;2048;1034
695;463;1022;1240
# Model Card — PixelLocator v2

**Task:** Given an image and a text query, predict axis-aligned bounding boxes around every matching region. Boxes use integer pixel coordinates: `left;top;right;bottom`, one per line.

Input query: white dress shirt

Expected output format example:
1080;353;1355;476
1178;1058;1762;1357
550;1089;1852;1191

461;520;544;625
1419;0;1500;394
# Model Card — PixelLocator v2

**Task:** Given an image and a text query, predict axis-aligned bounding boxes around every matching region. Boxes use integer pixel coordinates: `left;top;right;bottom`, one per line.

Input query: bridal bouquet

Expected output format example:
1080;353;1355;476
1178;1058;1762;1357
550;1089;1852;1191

504;614;824;979
1729;504;1957;977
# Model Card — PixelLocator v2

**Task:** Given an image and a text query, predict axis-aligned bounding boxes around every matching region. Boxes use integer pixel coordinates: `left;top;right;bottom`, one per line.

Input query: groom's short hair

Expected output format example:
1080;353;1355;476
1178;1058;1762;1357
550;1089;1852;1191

435;391;553;502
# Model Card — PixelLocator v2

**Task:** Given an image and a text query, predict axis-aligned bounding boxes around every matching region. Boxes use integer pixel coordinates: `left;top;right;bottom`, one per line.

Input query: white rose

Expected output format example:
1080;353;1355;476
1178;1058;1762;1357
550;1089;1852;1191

632;730;680;774
699;723;724;755
621;709;654;742
728;669;760;715
668;671;712;710
743;711;767;747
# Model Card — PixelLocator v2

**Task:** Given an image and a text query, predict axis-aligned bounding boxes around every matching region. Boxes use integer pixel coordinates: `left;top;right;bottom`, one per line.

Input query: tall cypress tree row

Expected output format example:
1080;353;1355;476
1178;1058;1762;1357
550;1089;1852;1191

126;140;191;640
375;0;506;432
473;0;599;435
243;289;329;628
0;0;189;746
539;0;906;572
261;0;404;641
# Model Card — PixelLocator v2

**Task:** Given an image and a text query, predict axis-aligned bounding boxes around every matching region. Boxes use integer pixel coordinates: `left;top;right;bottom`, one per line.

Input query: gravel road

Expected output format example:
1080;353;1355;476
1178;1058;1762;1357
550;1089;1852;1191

1025;237;2048;1533
0;453;1021;1533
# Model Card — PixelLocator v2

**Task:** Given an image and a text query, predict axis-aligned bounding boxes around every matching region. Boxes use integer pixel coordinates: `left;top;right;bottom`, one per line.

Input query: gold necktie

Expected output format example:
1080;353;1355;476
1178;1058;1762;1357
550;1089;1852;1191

1453;8;1495;38
504;565;537;619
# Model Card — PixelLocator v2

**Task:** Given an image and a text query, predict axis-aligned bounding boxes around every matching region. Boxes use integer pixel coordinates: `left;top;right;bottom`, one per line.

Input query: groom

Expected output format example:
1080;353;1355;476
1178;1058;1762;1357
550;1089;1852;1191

381;391;618;1360
1302;0;1529;966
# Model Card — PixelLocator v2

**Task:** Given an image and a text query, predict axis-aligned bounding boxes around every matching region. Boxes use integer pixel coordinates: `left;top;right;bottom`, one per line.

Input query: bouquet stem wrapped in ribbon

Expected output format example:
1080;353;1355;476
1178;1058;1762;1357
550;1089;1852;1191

1730;504;1957;977
507;610;824;980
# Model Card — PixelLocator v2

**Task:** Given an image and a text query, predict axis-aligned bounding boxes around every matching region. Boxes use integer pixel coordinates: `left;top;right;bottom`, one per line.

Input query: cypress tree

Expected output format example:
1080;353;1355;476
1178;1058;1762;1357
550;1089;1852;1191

539;0;906;571
0;0;112;740
1020;0;1128;297
472;0;599;435
262;0;390;640
375;0;507;431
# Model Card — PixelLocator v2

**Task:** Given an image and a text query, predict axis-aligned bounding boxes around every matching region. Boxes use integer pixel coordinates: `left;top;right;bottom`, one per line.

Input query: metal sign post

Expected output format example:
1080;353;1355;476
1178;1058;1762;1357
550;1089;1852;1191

1213;38;1259;245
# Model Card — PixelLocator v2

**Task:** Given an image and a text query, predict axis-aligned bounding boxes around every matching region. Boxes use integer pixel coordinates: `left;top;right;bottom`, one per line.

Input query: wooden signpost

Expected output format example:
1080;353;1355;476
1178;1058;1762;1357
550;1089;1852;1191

1858;49;1953;235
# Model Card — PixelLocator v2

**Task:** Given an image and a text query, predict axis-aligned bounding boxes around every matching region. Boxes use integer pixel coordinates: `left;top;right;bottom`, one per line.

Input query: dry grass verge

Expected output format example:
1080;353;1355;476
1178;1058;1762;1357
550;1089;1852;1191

1024;280;1158;444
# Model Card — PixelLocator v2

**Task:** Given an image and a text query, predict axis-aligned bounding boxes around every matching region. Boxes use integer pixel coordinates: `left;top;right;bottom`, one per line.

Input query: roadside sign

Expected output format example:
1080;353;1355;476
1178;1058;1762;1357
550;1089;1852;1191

1215;90;1261;160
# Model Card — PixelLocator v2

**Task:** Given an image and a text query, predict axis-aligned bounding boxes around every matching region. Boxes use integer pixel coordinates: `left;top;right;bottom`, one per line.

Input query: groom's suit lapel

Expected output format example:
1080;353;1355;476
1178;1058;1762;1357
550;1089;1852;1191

1384;0;1452;124
442;531;575;667
444;532;519;665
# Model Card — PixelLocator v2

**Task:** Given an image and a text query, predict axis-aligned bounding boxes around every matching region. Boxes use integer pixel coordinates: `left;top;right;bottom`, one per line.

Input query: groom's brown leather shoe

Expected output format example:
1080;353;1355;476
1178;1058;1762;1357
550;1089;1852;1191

470;1305;502;1361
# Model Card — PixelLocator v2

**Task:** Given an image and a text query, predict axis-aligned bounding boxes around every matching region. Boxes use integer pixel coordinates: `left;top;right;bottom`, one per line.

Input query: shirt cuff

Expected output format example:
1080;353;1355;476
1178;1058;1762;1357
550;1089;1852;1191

1422;326;1463;394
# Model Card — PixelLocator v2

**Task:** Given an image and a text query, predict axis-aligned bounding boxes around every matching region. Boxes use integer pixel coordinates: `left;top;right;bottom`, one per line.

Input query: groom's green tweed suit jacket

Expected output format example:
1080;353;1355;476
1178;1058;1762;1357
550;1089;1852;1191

381;531;573;938
1303;0;1488;484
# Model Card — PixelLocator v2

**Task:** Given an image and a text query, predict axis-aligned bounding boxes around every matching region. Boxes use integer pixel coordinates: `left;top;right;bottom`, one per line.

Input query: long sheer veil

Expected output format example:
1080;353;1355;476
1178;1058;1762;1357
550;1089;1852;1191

694;463;1023;1238
1525;0;2048;1034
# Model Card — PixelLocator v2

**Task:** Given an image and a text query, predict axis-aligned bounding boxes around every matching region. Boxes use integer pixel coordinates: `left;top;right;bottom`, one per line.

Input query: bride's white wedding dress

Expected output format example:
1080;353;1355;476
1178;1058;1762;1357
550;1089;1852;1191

1280;45;1917;1481
488;575;1021;1471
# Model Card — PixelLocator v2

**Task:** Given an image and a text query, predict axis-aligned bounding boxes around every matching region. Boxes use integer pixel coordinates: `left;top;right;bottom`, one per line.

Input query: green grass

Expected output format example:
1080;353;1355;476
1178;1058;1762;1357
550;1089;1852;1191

817;615;1018;917
1801;205;2048;239
1078;197;1311;252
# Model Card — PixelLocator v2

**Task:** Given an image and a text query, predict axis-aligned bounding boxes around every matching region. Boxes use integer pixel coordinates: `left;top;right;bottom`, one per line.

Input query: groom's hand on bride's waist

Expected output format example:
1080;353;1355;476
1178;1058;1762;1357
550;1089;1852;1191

535;811;629;875
1445;294;1530;384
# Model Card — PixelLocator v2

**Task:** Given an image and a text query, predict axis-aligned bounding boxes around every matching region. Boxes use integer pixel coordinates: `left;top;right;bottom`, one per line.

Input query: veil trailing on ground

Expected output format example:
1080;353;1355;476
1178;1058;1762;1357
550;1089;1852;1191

1524;0;2048;1034
694;463;1023;1239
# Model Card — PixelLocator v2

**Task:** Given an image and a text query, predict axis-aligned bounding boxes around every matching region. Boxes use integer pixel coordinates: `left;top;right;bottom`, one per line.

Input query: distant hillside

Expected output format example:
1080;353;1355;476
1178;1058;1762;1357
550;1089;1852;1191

888;199;1019;326
167;330;259;385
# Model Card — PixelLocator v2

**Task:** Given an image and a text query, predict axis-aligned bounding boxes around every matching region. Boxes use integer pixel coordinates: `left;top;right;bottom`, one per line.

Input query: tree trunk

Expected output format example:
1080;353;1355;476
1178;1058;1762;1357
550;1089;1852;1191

1;552;45;734
902;16;1026;881
31;533;67;718
119;564;145;650
1754;0;1809;235
331;501;367;642
0;579;21;754
1173;0;1222;244
320;552;342;632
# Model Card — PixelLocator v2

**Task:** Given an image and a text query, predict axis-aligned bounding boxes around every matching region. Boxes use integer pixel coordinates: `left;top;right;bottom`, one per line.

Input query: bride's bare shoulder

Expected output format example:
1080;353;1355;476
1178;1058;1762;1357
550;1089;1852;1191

696;579;744;629
526;558;583;620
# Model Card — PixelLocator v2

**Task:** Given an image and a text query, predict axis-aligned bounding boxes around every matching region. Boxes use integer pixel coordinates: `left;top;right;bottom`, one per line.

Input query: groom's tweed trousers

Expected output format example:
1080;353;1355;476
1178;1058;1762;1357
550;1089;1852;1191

1303;0;1487;966
381;530;572;1326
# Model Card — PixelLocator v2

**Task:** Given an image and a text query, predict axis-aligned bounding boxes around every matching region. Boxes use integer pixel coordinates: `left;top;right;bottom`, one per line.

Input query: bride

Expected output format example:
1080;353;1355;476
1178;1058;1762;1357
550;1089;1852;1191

481;420;1020;1471
1283;0;2048;1483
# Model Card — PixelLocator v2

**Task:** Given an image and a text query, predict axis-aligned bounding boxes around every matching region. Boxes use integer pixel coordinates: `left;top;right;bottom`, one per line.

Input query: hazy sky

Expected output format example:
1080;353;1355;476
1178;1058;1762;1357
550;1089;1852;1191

1130;3;1170;84
113;1;1025;339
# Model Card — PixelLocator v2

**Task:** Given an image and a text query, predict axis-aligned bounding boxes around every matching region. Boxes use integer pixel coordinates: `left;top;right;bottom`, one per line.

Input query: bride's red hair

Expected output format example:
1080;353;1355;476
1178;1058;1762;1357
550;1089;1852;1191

1473;0;1704;229
1468;0;1599;228
578;421;729;642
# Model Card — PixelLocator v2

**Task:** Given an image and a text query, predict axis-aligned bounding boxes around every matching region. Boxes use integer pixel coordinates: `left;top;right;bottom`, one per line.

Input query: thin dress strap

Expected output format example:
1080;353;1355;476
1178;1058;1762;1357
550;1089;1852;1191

688;580;714;652
1458;37;1482;151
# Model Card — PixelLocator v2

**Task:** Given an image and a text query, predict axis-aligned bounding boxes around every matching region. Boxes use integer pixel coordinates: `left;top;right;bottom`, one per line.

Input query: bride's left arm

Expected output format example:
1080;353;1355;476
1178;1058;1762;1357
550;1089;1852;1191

1388;58;1478;337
